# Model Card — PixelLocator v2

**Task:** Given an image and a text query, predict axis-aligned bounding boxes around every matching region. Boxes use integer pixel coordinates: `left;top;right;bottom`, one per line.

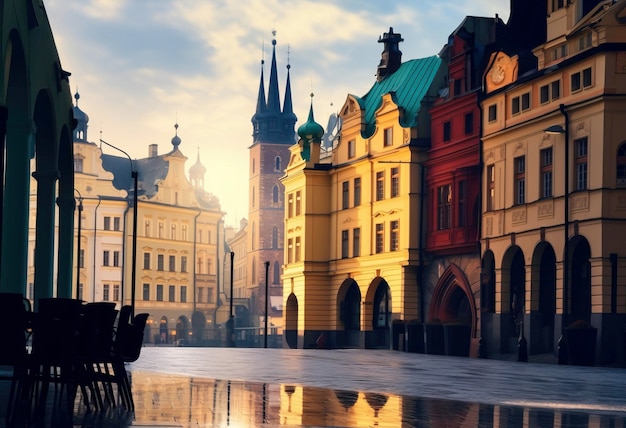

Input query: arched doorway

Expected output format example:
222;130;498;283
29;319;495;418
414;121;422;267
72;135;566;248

531;242;556;354
338;279;361;348
501;246;525;353
159;316;168;344
569;236;591;325
176;316;189;346
429;264;476;329
285;293;298;349
366;278;391;349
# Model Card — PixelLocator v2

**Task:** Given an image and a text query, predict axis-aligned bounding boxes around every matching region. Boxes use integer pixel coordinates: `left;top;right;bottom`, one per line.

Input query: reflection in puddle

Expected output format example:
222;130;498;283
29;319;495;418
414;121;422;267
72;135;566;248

118;371;625;427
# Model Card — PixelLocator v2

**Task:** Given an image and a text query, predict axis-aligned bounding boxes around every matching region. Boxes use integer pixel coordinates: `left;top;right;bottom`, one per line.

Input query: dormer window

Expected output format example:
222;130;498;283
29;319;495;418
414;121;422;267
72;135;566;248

74;156;84;173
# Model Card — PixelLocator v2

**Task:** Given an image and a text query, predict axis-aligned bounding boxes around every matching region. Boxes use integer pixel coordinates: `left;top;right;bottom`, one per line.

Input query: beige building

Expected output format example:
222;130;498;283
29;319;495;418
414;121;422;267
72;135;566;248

28;94;225;345
282;29;445;349
480;0;626;363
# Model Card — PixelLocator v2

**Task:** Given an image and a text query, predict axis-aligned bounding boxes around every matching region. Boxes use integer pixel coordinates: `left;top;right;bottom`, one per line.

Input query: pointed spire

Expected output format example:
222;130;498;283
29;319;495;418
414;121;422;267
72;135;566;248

282;46;296;123
267;31;281;114
255;59;267;116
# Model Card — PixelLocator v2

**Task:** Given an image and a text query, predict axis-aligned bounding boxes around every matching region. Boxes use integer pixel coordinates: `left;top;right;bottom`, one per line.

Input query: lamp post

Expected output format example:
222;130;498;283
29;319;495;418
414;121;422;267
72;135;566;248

264;261;270;348
225;251;235;347
100;138;138;318
544;103;569;364
74;189;83;300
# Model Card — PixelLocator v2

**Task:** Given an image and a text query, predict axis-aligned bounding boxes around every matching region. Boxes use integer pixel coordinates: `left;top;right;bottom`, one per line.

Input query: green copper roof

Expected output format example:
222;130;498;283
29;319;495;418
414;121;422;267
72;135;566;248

354;55;442;138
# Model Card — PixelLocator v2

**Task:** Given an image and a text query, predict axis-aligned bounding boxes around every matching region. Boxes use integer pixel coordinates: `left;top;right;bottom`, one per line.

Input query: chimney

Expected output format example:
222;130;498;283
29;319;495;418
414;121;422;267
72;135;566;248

377;27;404;82
149;144;158;157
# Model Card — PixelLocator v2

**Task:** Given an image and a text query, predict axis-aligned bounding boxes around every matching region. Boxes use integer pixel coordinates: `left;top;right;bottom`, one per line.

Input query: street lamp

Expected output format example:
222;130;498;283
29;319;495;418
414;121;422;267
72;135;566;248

544;103;569;364
74;189;83;300
100;138;138;318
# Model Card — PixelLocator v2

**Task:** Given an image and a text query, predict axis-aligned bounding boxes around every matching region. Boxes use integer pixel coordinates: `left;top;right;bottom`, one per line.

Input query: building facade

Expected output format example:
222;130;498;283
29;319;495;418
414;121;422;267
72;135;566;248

28;95;225;345
480;0;626;363
282;29;446;349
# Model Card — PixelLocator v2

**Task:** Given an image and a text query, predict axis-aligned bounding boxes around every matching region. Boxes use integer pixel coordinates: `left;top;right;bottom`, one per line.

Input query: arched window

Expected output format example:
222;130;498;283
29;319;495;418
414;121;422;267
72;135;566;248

252;257;256;284
251;222;256;250
275;156;281;171
272;227;278;249
272;185;279;204
617;142;626;185
273;261;280;284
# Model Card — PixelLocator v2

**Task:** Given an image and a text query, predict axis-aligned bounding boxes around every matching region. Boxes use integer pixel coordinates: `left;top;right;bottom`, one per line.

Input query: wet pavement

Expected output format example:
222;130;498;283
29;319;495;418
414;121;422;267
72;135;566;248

1;347;625;427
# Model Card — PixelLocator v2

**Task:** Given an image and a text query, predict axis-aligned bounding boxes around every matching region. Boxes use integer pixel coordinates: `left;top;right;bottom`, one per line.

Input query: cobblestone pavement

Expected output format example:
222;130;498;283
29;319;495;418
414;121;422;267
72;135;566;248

1;347;625;427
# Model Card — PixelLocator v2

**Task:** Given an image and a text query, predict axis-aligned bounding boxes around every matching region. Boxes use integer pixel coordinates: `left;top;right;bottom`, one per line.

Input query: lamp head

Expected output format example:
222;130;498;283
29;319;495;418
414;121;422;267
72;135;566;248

544;125;565;135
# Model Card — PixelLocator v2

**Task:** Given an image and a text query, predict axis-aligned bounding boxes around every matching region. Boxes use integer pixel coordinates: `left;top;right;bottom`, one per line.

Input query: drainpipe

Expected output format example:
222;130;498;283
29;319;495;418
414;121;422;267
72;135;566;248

418;162;426;324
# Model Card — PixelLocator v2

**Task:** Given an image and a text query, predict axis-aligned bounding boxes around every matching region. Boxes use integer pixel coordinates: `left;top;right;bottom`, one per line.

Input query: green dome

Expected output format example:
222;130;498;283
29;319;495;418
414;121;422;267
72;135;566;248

297;101;324;144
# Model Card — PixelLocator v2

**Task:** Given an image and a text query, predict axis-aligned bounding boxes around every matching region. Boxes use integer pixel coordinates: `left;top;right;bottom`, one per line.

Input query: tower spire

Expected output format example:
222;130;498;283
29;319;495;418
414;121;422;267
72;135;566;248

282;45;297;124
267;30;281;114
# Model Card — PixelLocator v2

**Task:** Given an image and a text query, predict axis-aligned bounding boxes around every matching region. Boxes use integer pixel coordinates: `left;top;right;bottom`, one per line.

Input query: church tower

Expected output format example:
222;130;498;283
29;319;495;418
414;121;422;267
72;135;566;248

247;32;297;326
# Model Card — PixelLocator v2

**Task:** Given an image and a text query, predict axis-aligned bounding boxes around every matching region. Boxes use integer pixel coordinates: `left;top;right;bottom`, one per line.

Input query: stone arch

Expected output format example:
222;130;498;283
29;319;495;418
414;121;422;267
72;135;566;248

285;293;298;349
429;263;477;335
500;245;526;353
159;316;169;344
568;235;592;325
530;241;556;354
365;277;391;348
337;278;361;348
176;315;189;345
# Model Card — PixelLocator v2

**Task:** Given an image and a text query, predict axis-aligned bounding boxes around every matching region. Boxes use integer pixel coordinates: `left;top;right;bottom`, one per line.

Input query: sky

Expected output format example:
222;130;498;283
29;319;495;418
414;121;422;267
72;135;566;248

45;0;510;228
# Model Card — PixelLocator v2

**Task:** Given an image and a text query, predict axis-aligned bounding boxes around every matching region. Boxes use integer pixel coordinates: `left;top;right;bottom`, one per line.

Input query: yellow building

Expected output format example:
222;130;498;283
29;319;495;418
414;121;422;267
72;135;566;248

28;94;225;345
282;29;445;349
480;0;626;363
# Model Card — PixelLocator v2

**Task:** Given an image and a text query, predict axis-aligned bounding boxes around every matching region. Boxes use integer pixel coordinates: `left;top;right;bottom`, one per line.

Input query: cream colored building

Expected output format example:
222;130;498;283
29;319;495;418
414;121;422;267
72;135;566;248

282;29;445;349
480;0;626;363
28;94;225;345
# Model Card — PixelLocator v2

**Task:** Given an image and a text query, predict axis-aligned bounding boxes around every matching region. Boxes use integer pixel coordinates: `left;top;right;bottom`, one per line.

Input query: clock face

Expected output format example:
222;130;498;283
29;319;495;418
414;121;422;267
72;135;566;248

491;65;505;84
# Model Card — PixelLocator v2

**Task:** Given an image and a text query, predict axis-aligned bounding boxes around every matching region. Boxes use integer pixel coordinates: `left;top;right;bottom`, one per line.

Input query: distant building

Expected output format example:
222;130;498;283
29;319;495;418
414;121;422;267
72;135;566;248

28;93;225;345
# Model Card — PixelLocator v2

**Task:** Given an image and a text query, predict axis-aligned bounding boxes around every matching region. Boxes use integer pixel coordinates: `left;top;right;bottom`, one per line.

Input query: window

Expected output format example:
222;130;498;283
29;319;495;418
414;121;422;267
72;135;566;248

390;220;399;251
342;181;349;209
169;285;175;302
272;186;279;204
113;217;121;231
341;230;349;259
443;121;451;142
156;284;163;301
375;223;384;254
169;255;176;272
575;137;588;190
143;252;151;270
113;251;120;267
113;285;120;301
391;167;400;198
454;79;462;96
552;44;568;61
579;32;592;51
354;178;361;206
198;287;205;303
552;0;565;11
157;254;164;271
275;156;281;171
171;224;176;240
295;237;301;262
104;217;111;231
182;225;187;241
79;249;85;269
514;156;526;205
383;128;393;147
353;228;361;257
488;104;497;122
540;81;561;104
273;261;280;284
180;286;187;303
287;239;293;263
348;140;356;158
541;148;553;198
437;185;451;230
158;222;164;238
288;193;293;217
487;165;496;211
512;92;530;115
103;284;110;301
571;67;592;92
74;157;83;173
617;143;626;185
295;191;301;216
376;171;385;201
464;112;473;135
458;180;466;227
78;283;83;301
103;250;110;267
143;283;150;301
145;220;151;237
272;227;278;249
197;257;203;274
